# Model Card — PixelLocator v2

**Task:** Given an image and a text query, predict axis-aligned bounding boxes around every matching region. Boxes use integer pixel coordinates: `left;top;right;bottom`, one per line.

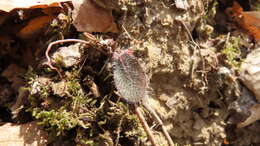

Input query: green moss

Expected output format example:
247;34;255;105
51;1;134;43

32;107;78;136
25;48;146;145
122;114;146;139
221;36;243;70
251;1;260;11
256;4;260;11
76;128;95;145
96;132;114;146
203;0;218;25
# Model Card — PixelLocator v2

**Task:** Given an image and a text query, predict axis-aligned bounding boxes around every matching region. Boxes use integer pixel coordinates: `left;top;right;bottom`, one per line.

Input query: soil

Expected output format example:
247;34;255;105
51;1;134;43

0;0;260;146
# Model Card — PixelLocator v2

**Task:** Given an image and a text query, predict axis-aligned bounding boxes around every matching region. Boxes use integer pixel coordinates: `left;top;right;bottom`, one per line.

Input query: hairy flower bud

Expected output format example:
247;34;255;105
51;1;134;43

112;49;147;103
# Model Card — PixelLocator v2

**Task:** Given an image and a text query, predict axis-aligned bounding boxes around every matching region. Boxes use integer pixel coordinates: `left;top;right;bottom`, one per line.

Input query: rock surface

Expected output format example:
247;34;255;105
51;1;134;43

0;122;48;146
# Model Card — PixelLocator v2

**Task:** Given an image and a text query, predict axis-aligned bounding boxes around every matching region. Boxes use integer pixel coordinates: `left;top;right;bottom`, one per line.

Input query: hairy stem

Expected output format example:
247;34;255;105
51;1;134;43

143;100;174;146
135;105;158;146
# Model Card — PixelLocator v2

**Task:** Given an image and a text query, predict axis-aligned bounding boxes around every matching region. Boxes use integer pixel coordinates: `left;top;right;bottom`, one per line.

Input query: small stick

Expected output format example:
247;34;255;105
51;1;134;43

135;105;158;146
143;101;174;146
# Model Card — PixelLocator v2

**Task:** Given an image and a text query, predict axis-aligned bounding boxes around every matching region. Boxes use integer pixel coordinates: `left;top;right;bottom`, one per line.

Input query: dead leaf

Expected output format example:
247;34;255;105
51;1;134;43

0;12;8;26
242;11;260;41
72;0;118;33
0;0;71;12
0;84;13;106
238;48;260;127
237;104;260;128
92;0;119;10
226;2;260;41
1;64;25;91
0;35;13;45
240;48;260;102
17;15;54;39
10;87;30;118
0;122;48;146
52;81;67;97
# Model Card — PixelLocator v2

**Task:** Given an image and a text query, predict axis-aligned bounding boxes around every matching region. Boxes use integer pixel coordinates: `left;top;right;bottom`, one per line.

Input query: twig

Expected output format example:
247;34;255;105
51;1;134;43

143;101;174;146
98;58;110;75
135;105;158;146
122;25;132;39
225;32;231;48
77;56;88;74
180;21;209;88
115;115;124;146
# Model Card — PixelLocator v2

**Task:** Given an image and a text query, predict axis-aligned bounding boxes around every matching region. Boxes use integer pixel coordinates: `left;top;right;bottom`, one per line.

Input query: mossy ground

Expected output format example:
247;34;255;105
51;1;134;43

0;0;259;145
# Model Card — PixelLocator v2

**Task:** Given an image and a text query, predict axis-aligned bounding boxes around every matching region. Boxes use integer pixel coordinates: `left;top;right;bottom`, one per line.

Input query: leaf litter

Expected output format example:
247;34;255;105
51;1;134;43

0;0;260;146
0;0;70;12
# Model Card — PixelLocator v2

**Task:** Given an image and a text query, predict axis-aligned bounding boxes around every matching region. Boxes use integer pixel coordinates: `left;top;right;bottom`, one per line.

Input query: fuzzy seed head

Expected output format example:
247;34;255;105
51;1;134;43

112;49;147;103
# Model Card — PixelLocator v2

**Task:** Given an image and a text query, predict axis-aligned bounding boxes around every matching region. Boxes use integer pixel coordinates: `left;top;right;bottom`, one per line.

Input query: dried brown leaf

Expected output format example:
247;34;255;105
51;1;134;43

226;2;260;41
237;104;260;128
1;64;25;91
17;15;54;39
0;0;70;12
72;0;118;33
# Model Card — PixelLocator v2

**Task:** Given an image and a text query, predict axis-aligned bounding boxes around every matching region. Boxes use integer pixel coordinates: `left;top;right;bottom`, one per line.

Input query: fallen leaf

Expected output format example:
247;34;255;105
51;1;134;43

238;48;260;127
52;81;67;97
17;15;54;39
0;35;13;45
0;0;71;12
72;0;118;33
240;48;260;102
1;64;25;91
0;84;13;106
237;104;260;128
243;11;260;28
223;138;229;145
0;12;8;25
10;87;30;118
92;0;119;10
0;122;48;146
226;2;260;41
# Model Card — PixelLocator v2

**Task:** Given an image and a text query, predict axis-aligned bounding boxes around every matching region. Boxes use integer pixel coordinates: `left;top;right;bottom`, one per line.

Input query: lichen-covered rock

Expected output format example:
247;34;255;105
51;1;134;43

52;43;84;68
